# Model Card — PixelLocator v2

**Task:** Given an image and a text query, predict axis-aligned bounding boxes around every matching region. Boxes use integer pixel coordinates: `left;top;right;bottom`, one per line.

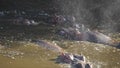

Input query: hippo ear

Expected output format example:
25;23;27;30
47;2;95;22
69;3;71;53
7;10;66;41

85;64;91;68
116;43;120;49
75;63;83;68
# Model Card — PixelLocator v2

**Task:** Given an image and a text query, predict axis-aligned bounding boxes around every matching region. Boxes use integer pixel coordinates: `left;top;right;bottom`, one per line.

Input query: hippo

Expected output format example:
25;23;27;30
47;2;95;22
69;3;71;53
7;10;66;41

58;27;82;40
80;30;112;45
75;63;91;68
31;39;92;68
116;43;120;49
56;53;85;64
31;39;63;53
56;53;92;68
46;14;66;25
58;27;112;45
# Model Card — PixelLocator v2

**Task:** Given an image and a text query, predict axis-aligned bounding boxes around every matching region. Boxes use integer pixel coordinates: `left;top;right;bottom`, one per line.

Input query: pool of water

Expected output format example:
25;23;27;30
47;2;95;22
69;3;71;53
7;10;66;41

0;25;120;68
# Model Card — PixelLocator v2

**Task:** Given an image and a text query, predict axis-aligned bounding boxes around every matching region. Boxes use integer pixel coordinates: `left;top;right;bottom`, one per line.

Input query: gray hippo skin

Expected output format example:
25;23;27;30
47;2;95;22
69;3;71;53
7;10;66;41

31;39;63;53
56;53;92;68
81;30;112;45
58;28;112;45
75;63;91;68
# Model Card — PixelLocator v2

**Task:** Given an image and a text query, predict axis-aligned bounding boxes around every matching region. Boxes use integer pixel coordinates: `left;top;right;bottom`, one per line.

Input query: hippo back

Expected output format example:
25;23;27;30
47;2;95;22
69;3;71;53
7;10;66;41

93;31;112;45
31;40;63;53
81;31;112;45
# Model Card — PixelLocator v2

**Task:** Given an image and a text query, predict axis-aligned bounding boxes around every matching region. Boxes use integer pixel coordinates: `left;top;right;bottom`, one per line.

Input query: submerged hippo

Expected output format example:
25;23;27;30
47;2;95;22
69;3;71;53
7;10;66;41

31;40;63;53
56;53;85;63
56;53;92;68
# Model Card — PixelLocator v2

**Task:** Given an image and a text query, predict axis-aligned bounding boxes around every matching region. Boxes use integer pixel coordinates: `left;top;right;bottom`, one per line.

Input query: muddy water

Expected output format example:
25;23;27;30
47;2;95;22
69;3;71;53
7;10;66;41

0;41;120;68
0;25;120;68
65;41;120;68
0;42;61;68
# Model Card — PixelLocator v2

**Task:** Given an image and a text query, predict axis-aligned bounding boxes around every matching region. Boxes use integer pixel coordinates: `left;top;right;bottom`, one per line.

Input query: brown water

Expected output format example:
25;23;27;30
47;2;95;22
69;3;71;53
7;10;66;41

0;41;120;68
0;42;61;68
0;25;120;68
65;41;120;68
